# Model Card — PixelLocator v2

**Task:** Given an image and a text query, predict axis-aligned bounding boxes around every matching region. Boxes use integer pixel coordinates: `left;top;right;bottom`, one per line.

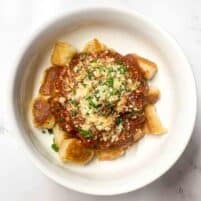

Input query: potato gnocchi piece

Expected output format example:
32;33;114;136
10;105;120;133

145;104;167;135
96;148;125;161
142;123;149;134
82;38;108;53
59;139;94;165
39;66;65;96
32;97;55;128
147;86;160;104
133;129;145;142
53;124;69;147
51;41;77;66
133;54;157;80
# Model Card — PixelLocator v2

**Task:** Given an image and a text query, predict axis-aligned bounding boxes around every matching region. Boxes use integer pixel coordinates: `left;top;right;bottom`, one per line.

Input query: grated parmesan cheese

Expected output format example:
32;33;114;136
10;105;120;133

66;53;141;142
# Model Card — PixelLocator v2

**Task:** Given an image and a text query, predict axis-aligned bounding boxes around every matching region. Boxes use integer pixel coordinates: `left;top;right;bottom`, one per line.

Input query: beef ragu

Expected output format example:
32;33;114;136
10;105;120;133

32;39;166;164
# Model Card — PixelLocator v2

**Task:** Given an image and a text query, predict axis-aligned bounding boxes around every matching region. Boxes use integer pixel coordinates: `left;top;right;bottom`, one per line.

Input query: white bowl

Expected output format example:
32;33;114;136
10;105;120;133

8;6;197;195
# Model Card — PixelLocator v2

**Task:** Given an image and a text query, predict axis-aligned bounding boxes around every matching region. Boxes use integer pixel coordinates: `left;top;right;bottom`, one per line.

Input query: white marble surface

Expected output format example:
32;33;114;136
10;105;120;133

1;0;201;200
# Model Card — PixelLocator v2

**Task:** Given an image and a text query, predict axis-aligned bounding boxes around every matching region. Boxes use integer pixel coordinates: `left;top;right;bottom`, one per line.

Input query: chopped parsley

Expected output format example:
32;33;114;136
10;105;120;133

94;89;100;94
111;89;121;96
72;88;76;95
108;67;114;73
47;128;53;134
94;90;100;99
86;96;100;109
81;81;87;87
86;70;93;80
116;117;123;125
105;77;113;87
42;129;53;134
97;65;105;72
70;99;78;105
118;65;127;74
79;129;93;138
71;110;78;117
116;60;123;65
90;58;98;63
80;52;88;59
51;143;59;152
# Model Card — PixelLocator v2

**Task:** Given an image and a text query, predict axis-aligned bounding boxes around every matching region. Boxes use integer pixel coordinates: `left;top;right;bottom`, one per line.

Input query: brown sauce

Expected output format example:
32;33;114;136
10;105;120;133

34;50;148;150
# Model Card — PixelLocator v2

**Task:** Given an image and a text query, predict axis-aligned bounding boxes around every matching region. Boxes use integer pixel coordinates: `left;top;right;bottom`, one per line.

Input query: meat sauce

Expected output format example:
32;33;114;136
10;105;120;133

37;50;148;150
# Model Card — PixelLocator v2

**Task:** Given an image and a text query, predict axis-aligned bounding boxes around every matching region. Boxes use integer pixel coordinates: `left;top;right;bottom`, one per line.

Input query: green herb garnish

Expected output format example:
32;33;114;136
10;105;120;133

70;99;78;105
42;130;46;134
86;96;100;109
47;128;53;134
81;81;87;87
79;129;93;138
80;52;88;59
72;88;76;95
111;89;121;96
116;117;123;125
116;60;123;65
105;77;113;87
108;67;114;73
118;65;127;74
51;143;59;152
87;70;93;80
97;65;105;72
90;58;98;63
71;110;78;117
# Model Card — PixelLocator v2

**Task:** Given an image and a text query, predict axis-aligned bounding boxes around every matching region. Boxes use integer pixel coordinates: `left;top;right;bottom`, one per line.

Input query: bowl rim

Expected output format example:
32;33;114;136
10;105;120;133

8;5;197;195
